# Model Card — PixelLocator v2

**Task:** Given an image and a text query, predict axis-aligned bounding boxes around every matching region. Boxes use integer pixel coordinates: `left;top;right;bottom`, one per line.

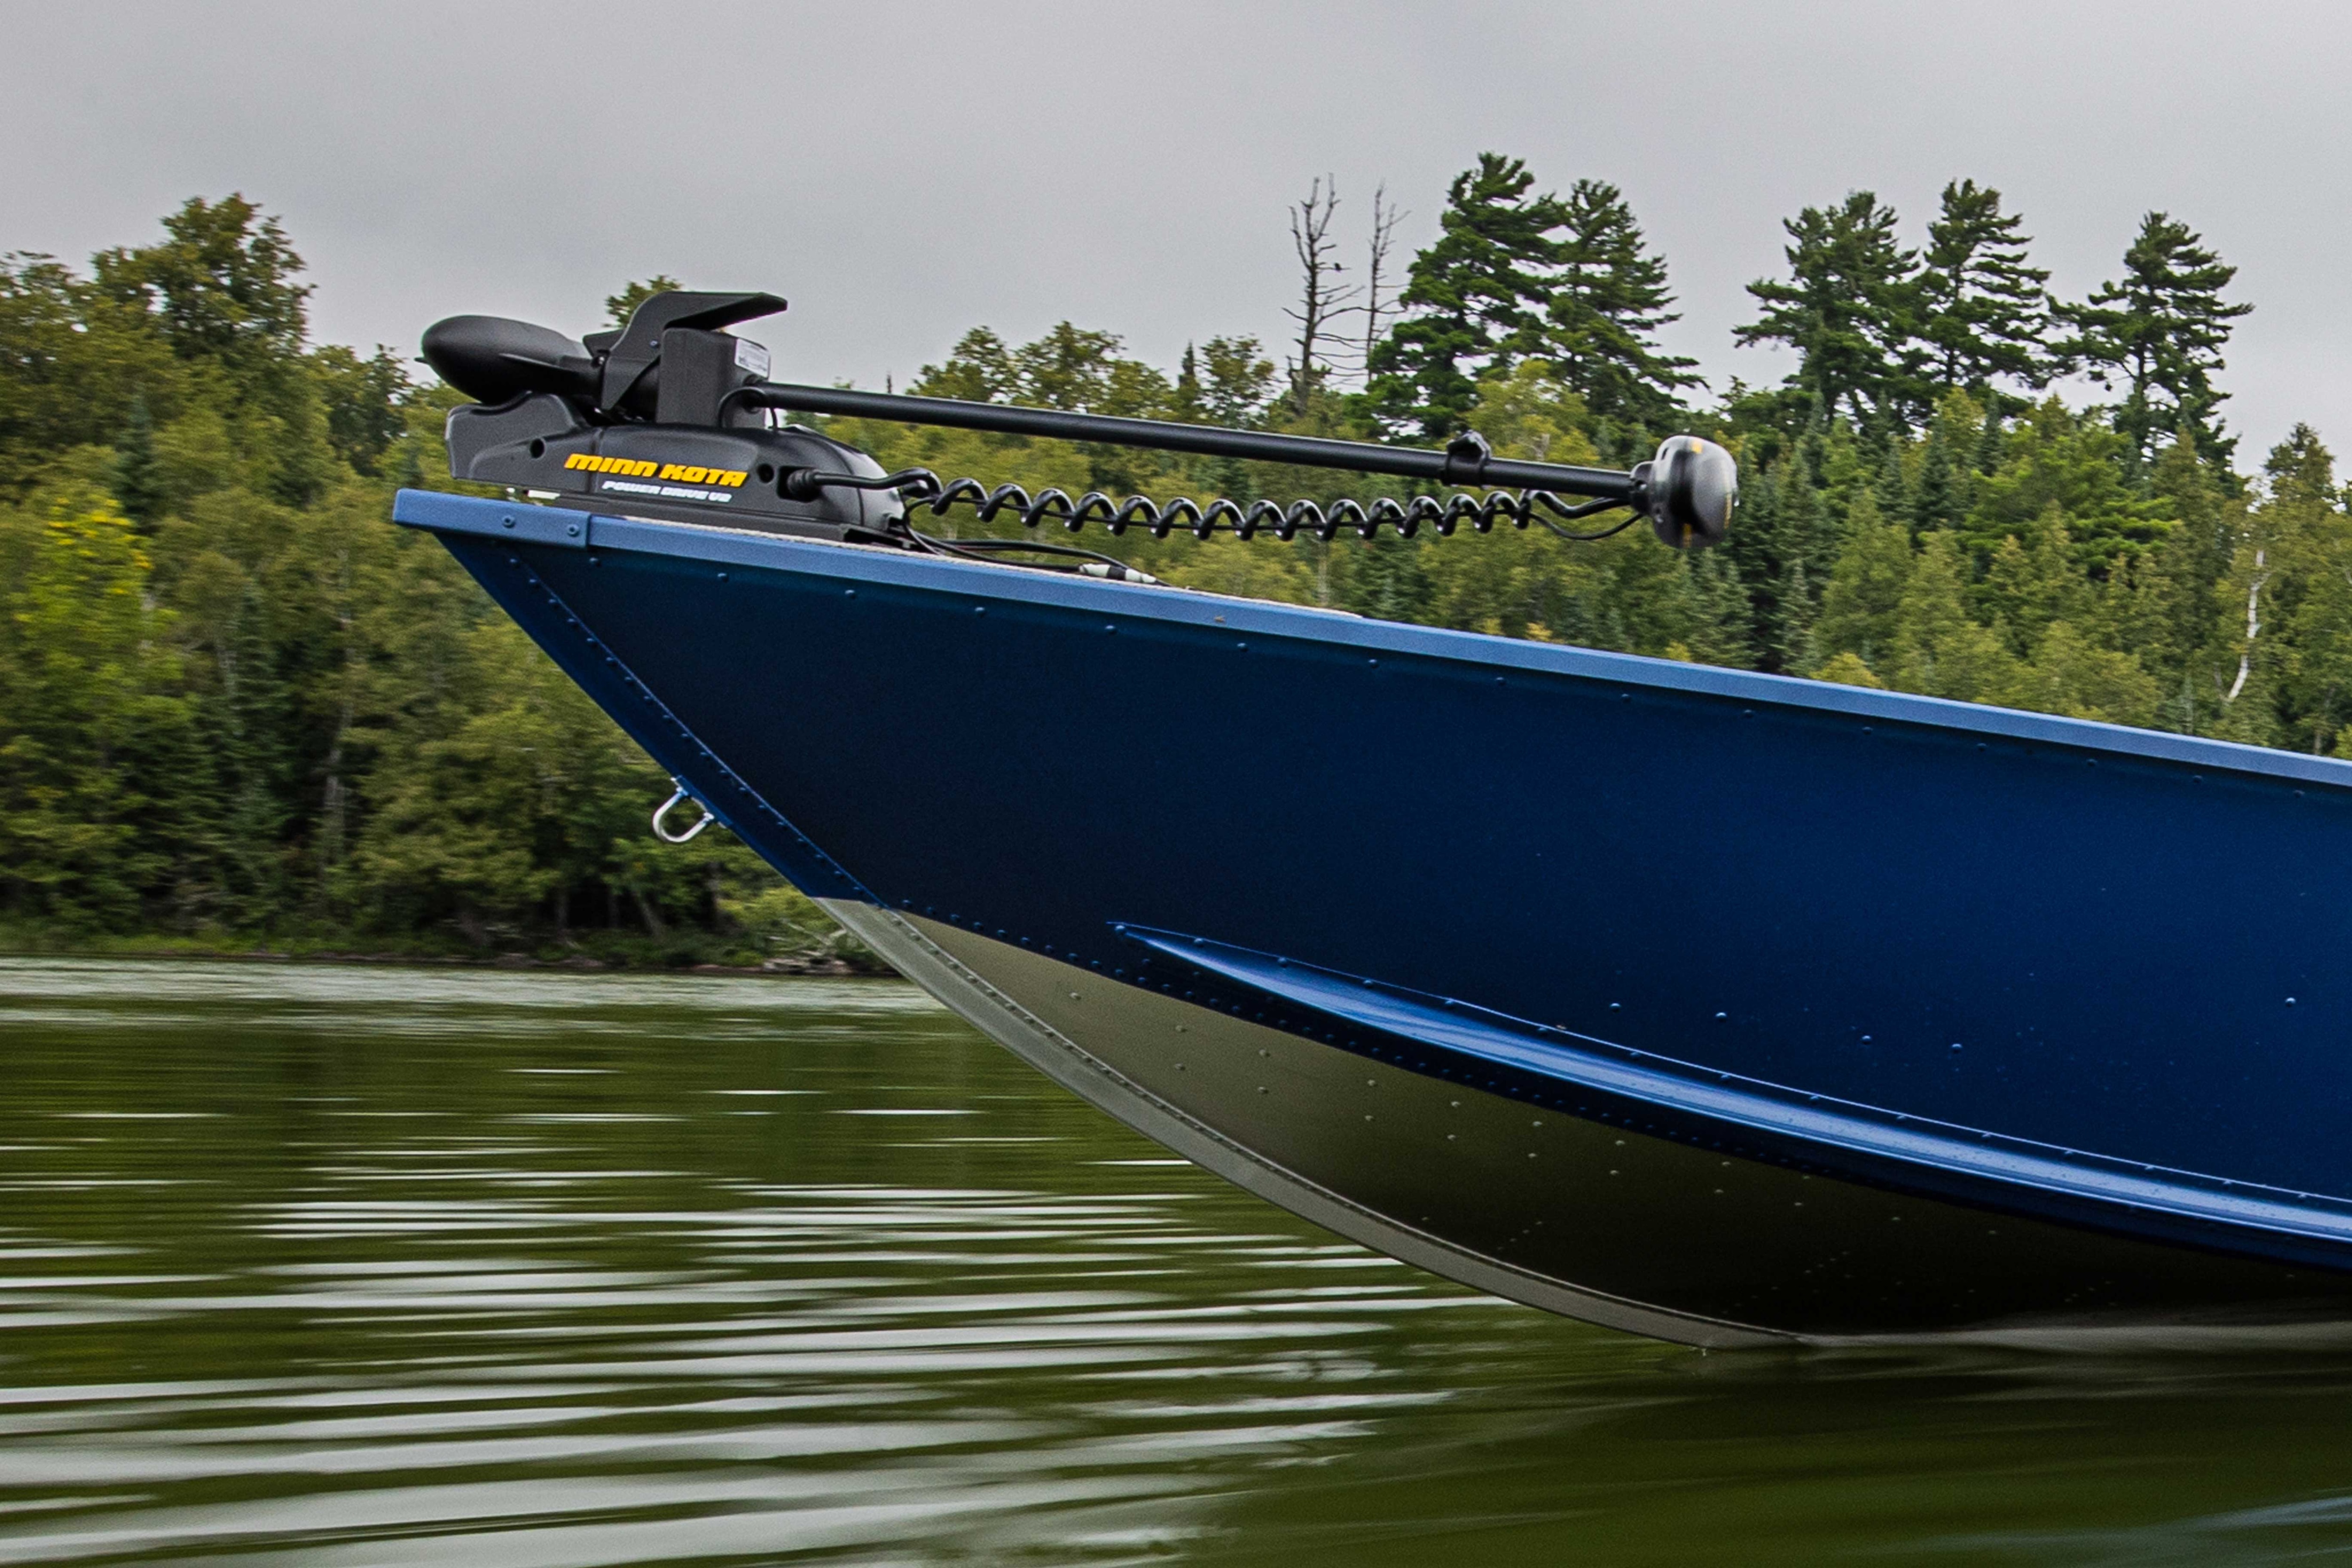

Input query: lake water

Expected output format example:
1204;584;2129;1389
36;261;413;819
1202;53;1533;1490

7;961;2352;1565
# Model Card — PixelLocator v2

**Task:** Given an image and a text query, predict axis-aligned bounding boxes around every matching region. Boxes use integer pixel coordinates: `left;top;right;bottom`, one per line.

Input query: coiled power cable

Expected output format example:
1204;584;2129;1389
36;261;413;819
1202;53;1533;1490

786;467;1639;555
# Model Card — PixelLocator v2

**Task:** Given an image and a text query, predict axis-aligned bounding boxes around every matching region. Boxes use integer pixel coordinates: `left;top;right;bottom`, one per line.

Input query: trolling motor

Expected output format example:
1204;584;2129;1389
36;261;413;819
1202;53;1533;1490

423;291;1735;572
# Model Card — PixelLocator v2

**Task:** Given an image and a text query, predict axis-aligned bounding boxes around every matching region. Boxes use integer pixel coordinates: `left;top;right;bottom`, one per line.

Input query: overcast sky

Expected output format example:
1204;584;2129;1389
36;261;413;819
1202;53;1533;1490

8;1;2350;463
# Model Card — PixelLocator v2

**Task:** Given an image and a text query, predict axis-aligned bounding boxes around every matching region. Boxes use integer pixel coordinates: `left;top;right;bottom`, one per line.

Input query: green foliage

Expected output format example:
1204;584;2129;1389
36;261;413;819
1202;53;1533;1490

2006;620;2160;725
1960;398;2176;576
913;326;1016;402
1171;338;1278;427
0;209;873;968
1367;154;1565;440
1544;178;1703;433
1883;532;2015;700
0;251;191;490
311;344;414;475
111;395;165;525
1734;186;2254;488
1814;493;1912;670
1814;651;1883;689
91;195;310;404
1737;191;1923;432
2065;212;2252;470
1368;159;1697;448
0;490;195;929
1916;180;2056;405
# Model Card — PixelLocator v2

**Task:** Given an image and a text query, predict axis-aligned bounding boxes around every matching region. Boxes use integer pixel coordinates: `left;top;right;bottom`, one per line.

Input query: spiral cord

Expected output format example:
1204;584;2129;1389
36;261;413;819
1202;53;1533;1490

791;467;1639;547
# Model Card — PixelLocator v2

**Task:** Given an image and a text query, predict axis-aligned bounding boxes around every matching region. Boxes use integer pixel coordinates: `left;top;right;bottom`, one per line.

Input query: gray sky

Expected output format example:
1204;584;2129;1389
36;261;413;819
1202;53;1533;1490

9;1;2351;464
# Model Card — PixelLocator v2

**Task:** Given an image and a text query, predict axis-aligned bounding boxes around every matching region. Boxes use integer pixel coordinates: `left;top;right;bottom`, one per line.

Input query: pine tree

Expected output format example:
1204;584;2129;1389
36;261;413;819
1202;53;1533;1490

1913;390;1985;534
1736;191;1924;433
1873;442;1912;525
1979;505;2086;653
1888;532;2016;700
2147;421;2226;535
1719;455;1780;655
1166;338;1270;498
1912;421;1959;533
1972;406;2007;477
1719;446;1833;674
1784;441;1837;587
2259;426;2351;751
2266;422;2338;509
1543;179;1703;431
1368;154;1564;440
111;394;166;527
1814;491;1914;673
2114;428;2231;727
1916;180;2054;405
1170;343;1203;422
2064;212;2251;470
1343;535;1431;625
1681;548;1758;669
1774;557;1820;672
2006;621;2160;727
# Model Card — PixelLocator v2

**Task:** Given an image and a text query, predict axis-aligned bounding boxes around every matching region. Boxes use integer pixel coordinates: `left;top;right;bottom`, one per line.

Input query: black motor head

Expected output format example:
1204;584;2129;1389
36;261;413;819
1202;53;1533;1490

421;315;600;406
1640;435;1737;549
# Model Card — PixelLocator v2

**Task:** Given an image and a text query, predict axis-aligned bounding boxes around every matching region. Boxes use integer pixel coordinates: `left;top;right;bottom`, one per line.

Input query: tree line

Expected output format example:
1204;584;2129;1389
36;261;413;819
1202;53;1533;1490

0;207;850;963
0;171;2340;959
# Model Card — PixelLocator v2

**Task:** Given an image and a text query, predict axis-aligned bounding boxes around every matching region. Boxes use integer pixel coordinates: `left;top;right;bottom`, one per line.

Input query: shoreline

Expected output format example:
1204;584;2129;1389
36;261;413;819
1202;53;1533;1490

0;946;896;979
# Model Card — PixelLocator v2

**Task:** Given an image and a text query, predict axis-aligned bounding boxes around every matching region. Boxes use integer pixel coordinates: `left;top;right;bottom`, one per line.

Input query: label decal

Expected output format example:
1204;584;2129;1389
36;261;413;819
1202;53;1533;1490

599;478;736;504
563;453;749;488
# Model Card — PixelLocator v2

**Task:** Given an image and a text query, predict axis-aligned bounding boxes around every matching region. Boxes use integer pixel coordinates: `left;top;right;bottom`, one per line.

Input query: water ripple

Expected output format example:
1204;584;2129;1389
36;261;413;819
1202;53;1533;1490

7;961;2352;1565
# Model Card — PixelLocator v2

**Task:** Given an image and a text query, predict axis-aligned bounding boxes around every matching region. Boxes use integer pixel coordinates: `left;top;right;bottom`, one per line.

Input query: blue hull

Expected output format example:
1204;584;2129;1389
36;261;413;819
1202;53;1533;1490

396;488;2352;1345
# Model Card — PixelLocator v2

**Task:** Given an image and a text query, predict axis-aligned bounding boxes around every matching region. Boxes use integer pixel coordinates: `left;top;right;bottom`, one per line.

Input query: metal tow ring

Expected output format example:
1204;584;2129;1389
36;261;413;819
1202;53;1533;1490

651;779;715;844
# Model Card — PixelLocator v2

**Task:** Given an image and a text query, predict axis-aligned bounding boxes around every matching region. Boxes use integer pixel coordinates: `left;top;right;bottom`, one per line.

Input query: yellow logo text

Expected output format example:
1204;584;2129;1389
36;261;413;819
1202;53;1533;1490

657;463;747;487
564;454;658;477
560;453;749;487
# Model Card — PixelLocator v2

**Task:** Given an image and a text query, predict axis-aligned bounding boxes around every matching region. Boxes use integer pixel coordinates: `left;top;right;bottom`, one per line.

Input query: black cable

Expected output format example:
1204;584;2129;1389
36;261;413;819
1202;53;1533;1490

1531;510;1641;543
791;467;1635;545
905;526;1157;581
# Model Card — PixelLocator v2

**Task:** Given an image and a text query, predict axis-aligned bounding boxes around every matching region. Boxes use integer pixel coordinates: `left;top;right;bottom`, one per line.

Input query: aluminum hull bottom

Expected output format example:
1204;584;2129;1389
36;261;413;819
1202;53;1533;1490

837;906;2347;1347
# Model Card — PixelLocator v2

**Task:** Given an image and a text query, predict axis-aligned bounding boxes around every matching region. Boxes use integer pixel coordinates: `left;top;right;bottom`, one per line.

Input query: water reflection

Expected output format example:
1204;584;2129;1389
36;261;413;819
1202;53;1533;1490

3;958;2352;1563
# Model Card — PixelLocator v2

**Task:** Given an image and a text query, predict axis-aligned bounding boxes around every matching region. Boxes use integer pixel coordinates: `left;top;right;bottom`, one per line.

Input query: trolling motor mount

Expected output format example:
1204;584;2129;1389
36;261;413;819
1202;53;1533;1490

421;290;1736;558
424;293;910;544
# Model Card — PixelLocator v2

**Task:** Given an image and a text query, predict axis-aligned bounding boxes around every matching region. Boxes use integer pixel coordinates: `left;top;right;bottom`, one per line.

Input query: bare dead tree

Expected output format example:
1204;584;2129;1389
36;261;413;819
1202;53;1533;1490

1285;176;1360;415
1357;183;1406;381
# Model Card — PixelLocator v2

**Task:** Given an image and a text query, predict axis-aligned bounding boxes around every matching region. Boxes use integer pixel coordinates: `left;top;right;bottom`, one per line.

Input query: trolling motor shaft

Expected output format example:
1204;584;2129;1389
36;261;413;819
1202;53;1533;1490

423;290;1736;557
732;383;1640;497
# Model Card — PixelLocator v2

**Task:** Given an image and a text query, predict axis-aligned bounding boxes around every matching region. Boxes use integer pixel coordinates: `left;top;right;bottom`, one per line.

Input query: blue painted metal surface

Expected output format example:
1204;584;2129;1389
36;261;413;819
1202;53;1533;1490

394;486;2352;1321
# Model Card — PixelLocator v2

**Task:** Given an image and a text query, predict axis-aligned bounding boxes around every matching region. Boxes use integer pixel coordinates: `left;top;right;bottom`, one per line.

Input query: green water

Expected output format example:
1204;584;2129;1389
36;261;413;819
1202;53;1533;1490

6;962;2352;1564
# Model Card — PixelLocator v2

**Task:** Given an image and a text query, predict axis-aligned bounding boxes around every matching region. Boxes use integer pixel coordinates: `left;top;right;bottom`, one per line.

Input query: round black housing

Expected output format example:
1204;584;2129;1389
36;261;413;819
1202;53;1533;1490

1642;435;1737;549
421;315;599;406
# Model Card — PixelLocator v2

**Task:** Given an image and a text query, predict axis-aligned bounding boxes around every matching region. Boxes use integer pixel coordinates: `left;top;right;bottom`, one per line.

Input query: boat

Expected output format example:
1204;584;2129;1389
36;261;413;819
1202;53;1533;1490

393;290;2352;1346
